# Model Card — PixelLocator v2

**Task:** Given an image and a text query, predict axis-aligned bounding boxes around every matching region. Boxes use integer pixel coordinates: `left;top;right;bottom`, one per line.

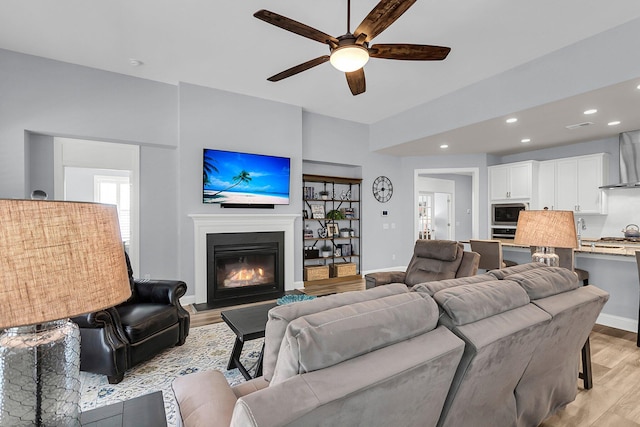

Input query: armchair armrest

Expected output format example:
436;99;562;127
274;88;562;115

365;271;407;288
134;279;187;305
72;309;114;329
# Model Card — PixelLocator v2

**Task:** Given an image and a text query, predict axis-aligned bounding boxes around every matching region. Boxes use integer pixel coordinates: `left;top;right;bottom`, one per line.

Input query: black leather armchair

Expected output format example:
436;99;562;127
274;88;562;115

72;253;190;384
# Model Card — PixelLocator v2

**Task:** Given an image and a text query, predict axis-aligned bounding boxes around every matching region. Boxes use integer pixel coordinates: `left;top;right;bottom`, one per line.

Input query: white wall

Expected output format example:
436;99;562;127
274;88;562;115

177;83;304;289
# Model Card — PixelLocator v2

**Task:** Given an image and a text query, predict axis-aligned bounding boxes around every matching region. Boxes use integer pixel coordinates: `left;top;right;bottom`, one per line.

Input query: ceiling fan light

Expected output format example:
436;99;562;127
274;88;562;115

330;45;369;72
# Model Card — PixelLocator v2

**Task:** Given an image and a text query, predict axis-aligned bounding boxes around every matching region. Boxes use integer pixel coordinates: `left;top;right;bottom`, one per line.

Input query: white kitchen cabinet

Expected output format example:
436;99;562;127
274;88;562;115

536;153;608;214
489;161;537;201
538;160;556;210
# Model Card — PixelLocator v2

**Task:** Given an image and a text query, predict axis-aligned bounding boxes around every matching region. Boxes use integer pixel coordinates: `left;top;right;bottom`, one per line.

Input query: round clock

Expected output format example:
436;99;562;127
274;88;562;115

372;176;393;203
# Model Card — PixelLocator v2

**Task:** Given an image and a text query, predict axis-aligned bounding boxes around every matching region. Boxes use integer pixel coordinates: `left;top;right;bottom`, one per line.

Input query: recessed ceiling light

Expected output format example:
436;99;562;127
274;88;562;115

583;109;597;115
521;138;531;143
608;121;621;126
637;83;640;90
506;117;518;124
129;58;144;67
440;144;449;149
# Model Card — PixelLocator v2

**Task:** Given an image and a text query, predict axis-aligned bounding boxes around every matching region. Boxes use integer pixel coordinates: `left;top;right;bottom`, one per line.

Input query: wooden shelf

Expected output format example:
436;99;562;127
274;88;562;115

303;174;362;287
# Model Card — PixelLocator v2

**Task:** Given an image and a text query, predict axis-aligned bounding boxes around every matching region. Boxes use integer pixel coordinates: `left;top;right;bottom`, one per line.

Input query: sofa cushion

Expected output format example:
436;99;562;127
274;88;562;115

503;267;580;300
434;280;530;326
262;283;408;382
412;273;496;296
270;292;439;384
413;240;459;261
172;370;237;427
487;262;547;280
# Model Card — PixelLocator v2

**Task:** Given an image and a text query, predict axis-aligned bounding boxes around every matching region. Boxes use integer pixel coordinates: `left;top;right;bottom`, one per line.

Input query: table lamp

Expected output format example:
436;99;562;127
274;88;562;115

0;199;132;426
514;210;578;267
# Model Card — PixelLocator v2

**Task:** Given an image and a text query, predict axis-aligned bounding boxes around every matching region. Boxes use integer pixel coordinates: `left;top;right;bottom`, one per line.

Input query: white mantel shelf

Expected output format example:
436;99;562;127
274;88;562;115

189;214;299;304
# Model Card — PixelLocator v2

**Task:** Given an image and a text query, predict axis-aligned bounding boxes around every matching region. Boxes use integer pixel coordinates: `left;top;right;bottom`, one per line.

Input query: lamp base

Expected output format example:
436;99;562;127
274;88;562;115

532;246;560;267
0;319;81;426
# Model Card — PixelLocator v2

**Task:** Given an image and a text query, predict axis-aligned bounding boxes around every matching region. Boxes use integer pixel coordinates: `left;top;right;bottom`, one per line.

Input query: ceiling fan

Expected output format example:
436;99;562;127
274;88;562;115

254;0;451;96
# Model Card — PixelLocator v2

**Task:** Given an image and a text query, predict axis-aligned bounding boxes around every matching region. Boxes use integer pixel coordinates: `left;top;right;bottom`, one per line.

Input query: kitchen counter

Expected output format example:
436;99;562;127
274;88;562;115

498;238;640;257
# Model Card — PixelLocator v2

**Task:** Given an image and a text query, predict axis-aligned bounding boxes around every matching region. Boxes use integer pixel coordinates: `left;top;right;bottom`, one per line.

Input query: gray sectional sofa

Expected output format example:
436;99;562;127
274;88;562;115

172;263;609;427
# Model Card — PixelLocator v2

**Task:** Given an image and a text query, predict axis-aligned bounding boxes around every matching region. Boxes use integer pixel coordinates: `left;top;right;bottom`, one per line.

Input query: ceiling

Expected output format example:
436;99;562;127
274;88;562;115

2;0;640;156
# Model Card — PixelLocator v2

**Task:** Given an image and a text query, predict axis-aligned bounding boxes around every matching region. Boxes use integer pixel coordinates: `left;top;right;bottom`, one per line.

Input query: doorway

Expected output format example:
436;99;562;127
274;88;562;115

417;179;454;240
54;138;140;273
414;167;479;244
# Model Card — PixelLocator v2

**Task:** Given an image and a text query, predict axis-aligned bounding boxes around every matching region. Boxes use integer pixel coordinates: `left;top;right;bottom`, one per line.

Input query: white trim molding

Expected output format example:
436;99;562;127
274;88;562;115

189;214;298;304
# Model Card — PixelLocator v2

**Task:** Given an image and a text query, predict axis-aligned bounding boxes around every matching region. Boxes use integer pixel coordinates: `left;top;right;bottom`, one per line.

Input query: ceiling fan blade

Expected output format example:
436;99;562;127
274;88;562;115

254;10;339;45
267;56;330;82
354;0;416;43
369;44;451;60
345;68;366;96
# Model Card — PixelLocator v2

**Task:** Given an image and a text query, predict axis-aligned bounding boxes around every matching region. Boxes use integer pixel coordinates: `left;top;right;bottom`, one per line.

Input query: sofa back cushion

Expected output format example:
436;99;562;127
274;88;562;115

404;241;464;286
433;280;530;326
270;292;439;384
504;267;579;300
412;273;496;296
262;283;408;381
487;261;547;280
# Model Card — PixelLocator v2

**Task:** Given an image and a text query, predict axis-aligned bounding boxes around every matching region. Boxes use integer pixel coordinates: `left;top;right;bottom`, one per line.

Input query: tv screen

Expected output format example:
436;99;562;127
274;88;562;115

203;148;291;206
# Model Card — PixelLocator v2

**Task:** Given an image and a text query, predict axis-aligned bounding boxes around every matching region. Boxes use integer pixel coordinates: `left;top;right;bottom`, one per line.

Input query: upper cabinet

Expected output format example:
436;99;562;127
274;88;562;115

536;153;609;214
489;161;538;202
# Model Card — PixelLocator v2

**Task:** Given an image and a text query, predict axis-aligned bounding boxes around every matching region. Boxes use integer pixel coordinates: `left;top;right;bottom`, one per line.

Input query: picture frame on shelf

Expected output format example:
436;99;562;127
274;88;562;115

326;223;339;238
334;247;342;257
311;204;325;219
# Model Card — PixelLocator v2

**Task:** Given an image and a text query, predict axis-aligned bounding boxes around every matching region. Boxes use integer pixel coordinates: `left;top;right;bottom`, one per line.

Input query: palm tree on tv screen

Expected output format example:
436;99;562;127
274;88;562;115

203;158;218;185
211;170;252;196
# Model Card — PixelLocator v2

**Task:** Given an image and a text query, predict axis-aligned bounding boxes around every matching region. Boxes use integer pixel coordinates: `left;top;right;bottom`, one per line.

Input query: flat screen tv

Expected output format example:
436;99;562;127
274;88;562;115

203;148;291;207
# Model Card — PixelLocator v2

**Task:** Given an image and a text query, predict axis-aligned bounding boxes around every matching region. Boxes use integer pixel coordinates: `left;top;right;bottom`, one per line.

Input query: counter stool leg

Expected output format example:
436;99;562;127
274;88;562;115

579;337;593;390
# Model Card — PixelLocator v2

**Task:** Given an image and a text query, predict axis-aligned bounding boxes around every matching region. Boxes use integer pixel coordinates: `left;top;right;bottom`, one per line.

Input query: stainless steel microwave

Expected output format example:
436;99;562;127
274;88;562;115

492;203;528;226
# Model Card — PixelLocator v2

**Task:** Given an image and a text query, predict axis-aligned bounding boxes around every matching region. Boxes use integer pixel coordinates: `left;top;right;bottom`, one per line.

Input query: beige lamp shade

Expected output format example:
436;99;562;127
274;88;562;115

0;199;132;328
514;210;578;249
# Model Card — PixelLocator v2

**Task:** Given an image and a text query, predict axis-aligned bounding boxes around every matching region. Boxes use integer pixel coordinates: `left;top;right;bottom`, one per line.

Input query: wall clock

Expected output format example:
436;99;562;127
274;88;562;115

372;176;393;203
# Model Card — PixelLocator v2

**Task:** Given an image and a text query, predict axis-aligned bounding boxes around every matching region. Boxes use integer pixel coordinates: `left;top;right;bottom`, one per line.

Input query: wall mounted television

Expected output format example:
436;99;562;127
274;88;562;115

203;148;291;207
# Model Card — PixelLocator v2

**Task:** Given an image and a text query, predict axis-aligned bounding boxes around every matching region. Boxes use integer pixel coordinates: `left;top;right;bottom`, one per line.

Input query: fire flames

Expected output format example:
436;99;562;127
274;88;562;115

223;267;270;288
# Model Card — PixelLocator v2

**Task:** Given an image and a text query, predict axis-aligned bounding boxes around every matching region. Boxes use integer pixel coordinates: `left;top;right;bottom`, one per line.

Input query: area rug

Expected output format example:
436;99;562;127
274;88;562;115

79;322;263;426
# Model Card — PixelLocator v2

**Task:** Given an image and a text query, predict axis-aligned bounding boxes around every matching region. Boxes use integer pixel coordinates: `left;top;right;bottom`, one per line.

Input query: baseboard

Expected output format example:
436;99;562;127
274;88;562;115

180;295;196;306
361;266;407;276
596;313;637;333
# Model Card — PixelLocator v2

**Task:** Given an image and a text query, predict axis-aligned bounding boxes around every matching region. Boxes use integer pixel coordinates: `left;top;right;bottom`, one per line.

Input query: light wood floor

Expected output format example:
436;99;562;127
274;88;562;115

187;280;640;426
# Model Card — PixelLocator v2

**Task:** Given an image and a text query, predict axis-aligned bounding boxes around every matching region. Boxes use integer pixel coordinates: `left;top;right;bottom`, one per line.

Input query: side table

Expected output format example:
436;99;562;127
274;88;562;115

221;302;277;381
80;391;167;426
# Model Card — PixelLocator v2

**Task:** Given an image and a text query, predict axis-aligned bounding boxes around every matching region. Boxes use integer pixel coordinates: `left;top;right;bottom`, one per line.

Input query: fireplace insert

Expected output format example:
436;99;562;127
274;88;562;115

204;231;284;308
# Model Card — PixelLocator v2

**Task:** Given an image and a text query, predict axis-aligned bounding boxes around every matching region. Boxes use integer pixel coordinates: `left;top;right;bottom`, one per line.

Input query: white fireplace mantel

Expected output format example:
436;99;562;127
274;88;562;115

190;214;298;304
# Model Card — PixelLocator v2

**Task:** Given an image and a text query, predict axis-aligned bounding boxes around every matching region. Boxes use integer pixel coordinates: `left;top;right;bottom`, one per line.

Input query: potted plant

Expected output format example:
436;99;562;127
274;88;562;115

340;227;353;238
326;209;346;220
318;190;329;200
320;244;333;258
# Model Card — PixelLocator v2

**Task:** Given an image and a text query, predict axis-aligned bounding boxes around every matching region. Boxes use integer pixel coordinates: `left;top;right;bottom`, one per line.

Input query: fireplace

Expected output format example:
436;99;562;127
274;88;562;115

200;231;285;309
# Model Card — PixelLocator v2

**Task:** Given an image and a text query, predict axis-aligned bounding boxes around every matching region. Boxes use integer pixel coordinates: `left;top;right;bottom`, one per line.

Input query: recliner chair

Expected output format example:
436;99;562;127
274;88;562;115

72;252;190;383
365;240;480;289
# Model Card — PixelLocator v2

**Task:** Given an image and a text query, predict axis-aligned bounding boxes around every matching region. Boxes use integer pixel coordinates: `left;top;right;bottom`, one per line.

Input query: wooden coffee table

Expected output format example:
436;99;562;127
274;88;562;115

221;302;277;381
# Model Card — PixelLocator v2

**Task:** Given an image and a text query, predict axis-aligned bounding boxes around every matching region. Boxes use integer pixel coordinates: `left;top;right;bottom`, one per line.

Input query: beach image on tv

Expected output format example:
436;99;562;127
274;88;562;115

203;149;291;205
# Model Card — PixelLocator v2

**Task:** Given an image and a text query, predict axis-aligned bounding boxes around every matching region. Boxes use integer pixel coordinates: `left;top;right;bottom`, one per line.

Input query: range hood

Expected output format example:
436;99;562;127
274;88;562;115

600;130;640;189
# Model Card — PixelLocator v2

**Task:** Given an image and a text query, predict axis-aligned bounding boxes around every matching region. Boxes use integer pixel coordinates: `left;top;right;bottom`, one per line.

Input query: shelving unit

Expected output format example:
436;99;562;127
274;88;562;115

302;174;362;288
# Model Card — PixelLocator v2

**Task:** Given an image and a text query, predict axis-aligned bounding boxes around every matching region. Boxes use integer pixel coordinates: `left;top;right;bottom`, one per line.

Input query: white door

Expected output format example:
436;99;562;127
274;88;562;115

54;138;140;274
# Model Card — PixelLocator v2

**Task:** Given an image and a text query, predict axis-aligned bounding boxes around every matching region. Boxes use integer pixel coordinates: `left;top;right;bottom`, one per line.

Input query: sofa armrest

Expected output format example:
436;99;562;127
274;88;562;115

173;370;238;427
134;279;187;305
365;271;407;288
